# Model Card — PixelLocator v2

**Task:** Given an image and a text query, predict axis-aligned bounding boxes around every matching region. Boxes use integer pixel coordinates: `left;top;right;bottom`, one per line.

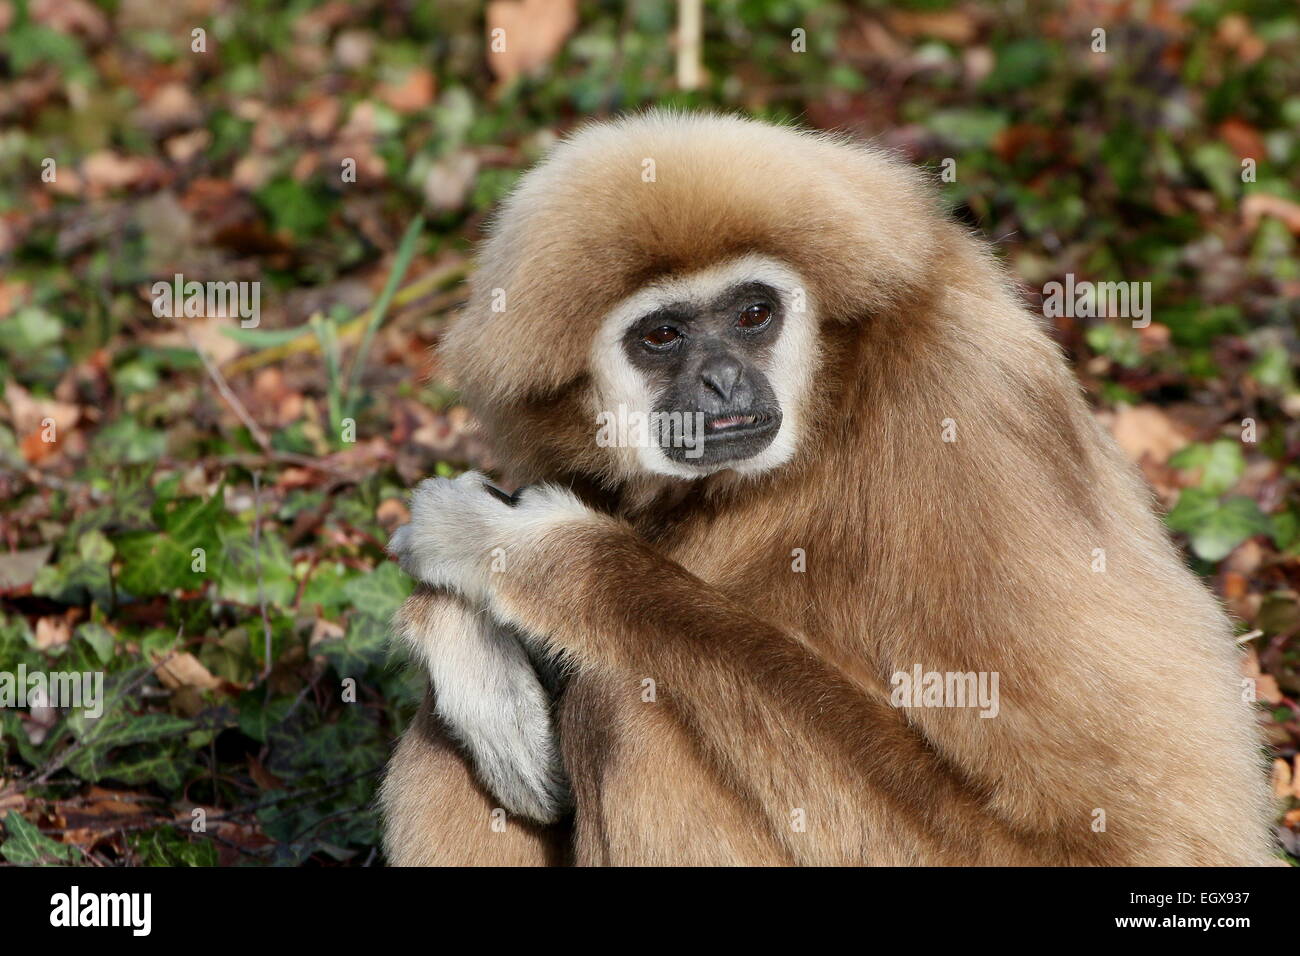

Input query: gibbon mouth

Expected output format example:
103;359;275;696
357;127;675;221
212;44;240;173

704;412;773;434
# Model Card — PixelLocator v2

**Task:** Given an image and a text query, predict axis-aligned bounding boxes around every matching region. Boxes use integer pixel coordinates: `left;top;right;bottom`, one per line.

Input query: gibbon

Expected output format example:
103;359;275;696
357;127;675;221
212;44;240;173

380;111;1275;866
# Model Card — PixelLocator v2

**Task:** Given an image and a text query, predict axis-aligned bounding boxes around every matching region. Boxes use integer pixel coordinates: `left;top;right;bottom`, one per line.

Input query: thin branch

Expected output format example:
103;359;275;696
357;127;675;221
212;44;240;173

251;471;274;685
183;322;274;454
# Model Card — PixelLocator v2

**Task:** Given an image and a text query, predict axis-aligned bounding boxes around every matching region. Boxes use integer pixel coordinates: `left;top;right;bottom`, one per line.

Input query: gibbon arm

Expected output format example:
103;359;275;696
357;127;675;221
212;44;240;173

390;474;1092;864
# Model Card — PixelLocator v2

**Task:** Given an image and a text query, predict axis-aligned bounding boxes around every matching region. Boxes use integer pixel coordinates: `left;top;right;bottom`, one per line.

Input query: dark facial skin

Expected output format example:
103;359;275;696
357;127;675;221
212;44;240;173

622;281;783;466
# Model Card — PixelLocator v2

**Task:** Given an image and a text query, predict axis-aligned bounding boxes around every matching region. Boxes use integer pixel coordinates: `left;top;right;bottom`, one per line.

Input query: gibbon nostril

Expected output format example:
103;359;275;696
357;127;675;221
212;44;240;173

700;358;743;400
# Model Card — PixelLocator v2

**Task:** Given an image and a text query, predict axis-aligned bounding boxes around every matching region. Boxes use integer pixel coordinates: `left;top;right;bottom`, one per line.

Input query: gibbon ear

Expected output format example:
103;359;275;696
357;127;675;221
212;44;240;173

438;110;951;414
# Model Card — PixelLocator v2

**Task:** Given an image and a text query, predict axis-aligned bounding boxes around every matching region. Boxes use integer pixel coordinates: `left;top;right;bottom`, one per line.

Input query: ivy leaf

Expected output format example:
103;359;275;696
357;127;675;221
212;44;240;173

115;532;196;596
341;561;412;623
1168;440;1245;496
1166;489;1269;562
76;621;116;664
32;530;115;606
214;524;297;607
128;828;219;866
320;614;390;679
1;812;75;865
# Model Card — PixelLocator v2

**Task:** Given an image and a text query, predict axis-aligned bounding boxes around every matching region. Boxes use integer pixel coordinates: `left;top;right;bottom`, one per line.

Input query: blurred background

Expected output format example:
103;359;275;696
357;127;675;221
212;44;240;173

0;0;1297;866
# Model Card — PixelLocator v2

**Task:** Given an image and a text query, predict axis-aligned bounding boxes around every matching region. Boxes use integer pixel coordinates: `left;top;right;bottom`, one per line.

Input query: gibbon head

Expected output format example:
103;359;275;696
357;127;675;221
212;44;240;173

438;110;948;487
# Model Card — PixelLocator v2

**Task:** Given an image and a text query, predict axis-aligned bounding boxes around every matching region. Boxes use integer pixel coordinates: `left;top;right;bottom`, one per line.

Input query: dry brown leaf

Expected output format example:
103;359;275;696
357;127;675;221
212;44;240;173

423;151;479;212
378;68;436;113
35;616;71;649
1108;404;1191;466
1242;193;1300;235
248;755;286;791
1218;118;1267;161
0;545;53;591
153;652;222;691
309;618;345;649
886;9;977;44
133;82;203;135
82;151;147;191
376;497;410;532
486;0;577;82
1272;758;1293;799
32;0;108;40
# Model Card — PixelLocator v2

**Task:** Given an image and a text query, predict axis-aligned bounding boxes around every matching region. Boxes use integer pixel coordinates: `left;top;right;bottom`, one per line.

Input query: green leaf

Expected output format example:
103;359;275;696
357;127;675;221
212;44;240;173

237;691;294;742
341;561;412;623
253;178;337;239
69;751;187;789
1168;440;1245;496
71;712;194;749
1271;509;1299;551
924;109;1007;149
1251;345;1296;392
32;530;115;606
115;487;226;596
981;39;1053;93
76;621;115;664
343;215;425;420
115;532;196;596
0;307;63;353
128;827;218;866
219;325;313;347
213;524;297;607
1167;489;1269;562
320;614;390;678
1;812;75;865
93;418;168;465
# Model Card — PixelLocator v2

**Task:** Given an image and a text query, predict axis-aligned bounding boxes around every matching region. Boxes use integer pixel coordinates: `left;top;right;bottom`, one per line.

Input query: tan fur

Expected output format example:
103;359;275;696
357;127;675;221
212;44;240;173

384;111;1275;866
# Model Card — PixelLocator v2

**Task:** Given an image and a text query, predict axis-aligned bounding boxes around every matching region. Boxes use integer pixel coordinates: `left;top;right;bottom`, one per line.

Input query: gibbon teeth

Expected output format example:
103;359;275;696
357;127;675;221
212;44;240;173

709;414;757;430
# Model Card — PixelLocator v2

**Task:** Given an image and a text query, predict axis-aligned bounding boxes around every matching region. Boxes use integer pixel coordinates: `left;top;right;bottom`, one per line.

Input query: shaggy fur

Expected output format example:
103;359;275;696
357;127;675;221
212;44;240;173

380;110;1275;866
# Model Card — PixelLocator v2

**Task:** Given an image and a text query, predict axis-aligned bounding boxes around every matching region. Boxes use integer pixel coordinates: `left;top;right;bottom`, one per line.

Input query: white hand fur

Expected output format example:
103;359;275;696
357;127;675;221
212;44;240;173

388;471;592;608
387;472;590;824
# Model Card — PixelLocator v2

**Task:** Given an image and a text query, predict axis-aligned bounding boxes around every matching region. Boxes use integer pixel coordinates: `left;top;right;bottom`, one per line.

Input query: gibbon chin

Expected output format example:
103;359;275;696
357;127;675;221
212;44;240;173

380;110;1276;866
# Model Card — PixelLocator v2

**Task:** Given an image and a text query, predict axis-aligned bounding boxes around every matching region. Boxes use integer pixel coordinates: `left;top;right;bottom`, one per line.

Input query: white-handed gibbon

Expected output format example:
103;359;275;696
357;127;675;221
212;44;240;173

379;111;1275;866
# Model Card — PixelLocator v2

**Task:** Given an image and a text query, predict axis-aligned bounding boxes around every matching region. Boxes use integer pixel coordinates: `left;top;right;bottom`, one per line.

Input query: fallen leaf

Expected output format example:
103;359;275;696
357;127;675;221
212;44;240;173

248;755;286;791
1109;404;1191;466
376;498;410;531
422;151;479;212
35;616;71;649
378;68;436;113
886;9;977;44
1242;193;1300;235
0;545;53;591
82;151;148;191
1272;758;1292;798
153;652;222;691
486;0;577;82
133;83;203;136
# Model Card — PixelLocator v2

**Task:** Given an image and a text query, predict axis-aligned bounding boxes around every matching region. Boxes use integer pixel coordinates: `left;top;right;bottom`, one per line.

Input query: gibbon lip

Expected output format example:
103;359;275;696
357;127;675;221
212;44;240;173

704;412;771;434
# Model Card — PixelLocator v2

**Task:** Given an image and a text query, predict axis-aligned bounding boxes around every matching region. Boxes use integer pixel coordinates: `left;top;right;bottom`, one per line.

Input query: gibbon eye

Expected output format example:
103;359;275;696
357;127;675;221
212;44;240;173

737;303;772;330
643;326;681;349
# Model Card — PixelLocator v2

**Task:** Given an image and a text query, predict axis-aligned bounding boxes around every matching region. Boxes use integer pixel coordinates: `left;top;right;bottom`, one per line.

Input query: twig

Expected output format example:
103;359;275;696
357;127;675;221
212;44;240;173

251;471;274;685
183;322;273;454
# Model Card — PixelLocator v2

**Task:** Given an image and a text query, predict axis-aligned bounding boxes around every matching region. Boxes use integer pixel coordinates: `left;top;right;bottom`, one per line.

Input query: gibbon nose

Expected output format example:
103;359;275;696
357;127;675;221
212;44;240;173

699;357;744;401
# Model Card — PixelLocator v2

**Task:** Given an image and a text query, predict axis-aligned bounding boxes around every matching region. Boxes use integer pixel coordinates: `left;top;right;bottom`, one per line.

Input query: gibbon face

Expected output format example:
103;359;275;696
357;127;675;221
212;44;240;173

591;254;818;478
